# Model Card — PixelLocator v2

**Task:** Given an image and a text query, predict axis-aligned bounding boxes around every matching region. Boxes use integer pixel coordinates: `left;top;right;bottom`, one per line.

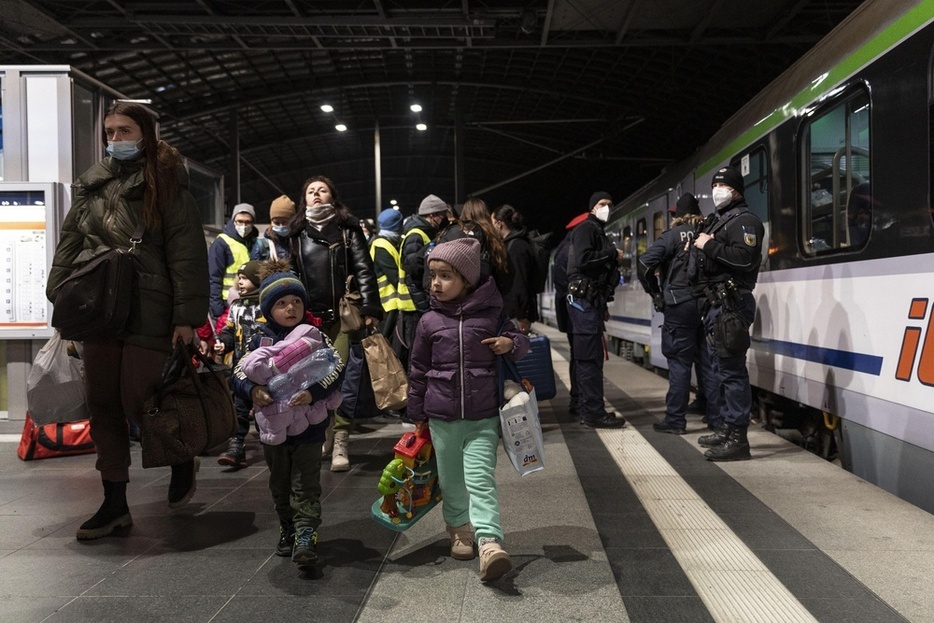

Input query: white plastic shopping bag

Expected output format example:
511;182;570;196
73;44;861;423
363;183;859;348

27;332;88;425
499;379;545;476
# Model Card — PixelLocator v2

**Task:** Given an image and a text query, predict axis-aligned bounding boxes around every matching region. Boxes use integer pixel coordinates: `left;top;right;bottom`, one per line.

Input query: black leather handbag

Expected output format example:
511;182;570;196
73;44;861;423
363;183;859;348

50;221;145;341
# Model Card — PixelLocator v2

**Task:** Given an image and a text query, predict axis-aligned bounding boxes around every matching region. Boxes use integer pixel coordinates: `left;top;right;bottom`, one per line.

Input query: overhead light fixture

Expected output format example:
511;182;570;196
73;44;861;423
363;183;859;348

416;123;427;131
335;123;348;132
410;104;422;113
321;104;334;113
390;199;398;206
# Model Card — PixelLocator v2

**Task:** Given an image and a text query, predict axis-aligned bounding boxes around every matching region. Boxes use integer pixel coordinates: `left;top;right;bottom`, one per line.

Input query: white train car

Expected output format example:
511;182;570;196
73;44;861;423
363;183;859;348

543;0;934;513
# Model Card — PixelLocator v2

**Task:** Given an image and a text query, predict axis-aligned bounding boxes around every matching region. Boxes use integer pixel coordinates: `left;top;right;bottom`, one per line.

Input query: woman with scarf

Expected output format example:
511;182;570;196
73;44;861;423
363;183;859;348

287;176;382;471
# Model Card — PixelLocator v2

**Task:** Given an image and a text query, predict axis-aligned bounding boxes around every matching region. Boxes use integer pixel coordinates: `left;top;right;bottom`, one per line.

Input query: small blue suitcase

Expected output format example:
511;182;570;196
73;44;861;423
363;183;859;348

515;334;556;400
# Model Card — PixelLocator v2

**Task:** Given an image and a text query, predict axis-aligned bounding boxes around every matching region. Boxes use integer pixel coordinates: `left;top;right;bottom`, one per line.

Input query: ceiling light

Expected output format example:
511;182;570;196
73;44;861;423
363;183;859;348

416;123;427;131
390;199;398;206
335;123;347;132
410;104;422;113
321;104;334;113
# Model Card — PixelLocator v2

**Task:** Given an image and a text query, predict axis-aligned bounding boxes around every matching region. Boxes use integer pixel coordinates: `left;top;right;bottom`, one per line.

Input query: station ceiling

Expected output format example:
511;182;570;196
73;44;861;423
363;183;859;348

2;0;865;232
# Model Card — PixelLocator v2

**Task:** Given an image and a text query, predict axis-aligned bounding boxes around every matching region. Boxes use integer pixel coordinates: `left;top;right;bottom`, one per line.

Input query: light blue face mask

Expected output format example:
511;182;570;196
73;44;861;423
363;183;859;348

106;140;142;161
271;225;290;237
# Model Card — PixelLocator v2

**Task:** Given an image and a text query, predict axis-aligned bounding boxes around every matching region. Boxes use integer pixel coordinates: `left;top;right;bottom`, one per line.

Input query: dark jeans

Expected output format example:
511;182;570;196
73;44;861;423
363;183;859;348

701;294;756;427
263;441;323;531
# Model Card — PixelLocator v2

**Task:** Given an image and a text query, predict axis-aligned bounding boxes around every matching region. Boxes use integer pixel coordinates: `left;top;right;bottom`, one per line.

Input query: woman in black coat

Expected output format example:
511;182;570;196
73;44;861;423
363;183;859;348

492;204;538;334
287;175;382;471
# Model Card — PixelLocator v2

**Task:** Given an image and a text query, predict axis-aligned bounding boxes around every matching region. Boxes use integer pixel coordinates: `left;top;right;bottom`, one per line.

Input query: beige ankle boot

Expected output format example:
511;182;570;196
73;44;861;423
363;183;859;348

446;524;475;560
478;539;512;582
330;430;350;472
321;424;334;458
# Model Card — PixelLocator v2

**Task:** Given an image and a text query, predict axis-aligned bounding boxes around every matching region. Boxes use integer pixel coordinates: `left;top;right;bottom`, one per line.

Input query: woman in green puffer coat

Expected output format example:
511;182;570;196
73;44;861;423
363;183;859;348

46;102;209;541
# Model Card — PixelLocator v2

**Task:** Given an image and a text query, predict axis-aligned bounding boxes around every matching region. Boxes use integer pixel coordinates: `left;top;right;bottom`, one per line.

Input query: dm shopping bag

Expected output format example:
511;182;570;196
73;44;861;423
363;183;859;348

27;332;89;426
498;357;545;476
362;331;409;411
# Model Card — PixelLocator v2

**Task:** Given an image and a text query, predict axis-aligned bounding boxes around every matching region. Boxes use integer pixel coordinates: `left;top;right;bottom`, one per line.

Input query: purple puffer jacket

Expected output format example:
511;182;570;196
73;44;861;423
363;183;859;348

408;276;530;423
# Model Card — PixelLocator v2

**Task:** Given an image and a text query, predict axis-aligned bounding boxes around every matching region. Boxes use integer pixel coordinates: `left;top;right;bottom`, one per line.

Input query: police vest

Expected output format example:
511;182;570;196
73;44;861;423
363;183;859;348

369;236;403;312
217;233;251;303
397;228;430;312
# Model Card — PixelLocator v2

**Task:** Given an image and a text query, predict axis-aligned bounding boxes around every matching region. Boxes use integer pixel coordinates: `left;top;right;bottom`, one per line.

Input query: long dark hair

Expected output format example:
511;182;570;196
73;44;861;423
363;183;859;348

104;102;182;230
460;198;508;274
290;175;353;232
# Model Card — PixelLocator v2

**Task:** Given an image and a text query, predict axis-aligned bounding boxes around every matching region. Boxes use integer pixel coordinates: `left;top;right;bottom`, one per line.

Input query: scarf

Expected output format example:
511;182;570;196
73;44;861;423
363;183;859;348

305;203;337;229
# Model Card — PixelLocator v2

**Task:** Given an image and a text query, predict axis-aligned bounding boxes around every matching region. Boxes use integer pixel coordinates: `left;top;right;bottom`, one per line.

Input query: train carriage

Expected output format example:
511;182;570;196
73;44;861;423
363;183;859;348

542;0;934;513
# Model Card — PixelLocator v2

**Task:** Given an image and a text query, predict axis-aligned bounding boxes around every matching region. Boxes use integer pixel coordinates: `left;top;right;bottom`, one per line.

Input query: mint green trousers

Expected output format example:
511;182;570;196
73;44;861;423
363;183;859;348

428;417;504;542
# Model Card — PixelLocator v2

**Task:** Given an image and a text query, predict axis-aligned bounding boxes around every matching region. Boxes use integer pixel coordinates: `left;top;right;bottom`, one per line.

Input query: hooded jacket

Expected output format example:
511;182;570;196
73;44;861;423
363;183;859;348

208;218;259;317
407;277;530;423
47;156;208;352
291;216;382;321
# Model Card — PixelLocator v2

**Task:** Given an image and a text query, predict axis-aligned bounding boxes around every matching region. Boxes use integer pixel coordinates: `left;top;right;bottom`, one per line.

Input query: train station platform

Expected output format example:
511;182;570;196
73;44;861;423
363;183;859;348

1;324;932;623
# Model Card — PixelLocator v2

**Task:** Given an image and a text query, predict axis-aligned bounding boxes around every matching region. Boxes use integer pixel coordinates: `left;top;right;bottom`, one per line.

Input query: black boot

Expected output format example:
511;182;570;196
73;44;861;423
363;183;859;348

704;424;751;462
217;437;247;469
76;480;132;541
168;457;200;509
698;423;729;448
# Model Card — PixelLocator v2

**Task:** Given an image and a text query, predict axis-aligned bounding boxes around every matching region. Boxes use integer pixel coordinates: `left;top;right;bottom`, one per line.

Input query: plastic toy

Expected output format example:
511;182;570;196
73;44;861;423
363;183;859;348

371;427;442;531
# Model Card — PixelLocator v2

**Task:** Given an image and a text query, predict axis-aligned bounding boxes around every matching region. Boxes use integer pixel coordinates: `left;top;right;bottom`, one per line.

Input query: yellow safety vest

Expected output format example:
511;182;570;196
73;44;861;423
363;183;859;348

217;233;251;302
369;237;402;312
397;228;430;312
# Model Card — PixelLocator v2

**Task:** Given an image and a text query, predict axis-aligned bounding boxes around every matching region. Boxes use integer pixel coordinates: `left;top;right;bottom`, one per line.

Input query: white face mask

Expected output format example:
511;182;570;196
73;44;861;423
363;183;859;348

594;205;610;222
235;224;252;237
711;187;733;208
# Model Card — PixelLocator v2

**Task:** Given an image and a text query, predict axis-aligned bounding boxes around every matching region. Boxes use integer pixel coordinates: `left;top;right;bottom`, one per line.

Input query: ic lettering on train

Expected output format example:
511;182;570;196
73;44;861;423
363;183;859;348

895;298;934;384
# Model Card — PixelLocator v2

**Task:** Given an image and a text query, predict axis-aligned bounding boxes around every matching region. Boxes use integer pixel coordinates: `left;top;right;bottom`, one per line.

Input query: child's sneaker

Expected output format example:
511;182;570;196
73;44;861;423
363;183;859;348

291;527;318;566
276;522;295;557
478;538;512;582
446;523;475;560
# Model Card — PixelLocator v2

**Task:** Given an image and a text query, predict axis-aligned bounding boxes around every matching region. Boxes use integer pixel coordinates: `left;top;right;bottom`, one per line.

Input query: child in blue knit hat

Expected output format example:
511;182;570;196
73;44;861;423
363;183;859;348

233;260;344;569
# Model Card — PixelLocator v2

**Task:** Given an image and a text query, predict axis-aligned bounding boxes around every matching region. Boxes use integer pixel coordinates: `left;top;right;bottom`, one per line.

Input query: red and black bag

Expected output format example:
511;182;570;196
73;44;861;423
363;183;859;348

17;413;95;461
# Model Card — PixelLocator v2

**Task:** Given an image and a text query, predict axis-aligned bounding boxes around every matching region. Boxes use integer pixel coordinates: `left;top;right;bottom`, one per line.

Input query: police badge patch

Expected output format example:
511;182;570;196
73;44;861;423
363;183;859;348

742;226;757;247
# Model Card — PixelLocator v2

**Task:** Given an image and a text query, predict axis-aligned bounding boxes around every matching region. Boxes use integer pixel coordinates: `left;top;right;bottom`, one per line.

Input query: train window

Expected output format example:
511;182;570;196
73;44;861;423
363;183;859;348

801;89;871;254
635;218;648;280
636;219;648;253
619;225;633;284
653;210;665;239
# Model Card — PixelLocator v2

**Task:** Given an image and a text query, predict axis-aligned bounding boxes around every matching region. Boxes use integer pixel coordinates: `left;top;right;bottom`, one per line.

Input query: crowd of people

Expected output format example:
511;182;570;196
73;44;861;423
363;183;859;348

47;102;542;583
47;102;763;584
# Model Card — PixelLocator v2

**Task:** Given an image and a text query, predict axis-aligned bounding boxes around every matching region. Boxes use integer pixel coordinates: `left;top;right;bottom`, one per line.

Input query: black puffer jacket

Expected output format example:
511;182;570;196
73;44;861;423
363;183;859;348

47;156;209;352
291;217;382;320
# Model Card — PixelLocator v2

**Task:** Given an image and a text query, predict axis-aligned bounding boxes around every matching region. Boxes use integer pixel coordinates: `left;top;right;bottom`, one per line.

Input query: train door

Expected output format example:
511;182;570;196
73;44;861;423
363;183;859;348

729;147;772;269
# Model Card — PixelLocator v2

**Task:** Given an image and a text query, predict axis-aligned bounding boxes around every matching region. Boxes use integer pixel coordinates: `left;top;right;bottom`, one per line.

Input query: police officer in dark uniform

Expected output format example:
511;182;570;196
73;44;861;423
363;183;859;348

690;166;764;461
566;192;626;429
638;193;720;435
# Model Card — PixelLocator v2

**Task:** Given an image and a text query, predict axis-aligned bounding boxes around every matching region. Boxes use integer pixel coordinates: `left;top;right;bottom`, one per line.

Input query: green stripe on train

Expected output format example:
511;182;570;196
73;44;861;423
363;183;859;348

698;1;934;176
